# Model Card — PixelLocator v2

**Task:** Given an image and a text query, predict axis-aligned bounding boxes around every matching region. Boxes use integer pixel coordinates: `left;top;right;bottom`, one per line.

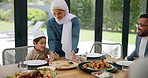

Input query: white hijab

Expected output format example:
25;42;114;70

51;0;76;60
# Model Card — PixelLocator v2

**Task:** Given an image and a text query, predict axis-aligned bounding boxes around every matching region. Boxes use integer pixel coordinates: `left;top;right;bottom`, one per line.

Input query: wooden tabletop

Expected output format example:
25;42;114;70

54;57;126;78
0;57;127;78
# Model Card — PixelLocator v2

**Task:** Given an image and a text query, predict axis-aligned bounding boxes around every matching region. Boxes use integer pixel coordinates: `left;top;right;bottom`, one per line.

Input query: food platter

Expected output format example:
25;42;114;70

50;60;78;69
83;62;114;70
6;68;57;78
116;61;134;66
78;62;118;73
24;60;47;66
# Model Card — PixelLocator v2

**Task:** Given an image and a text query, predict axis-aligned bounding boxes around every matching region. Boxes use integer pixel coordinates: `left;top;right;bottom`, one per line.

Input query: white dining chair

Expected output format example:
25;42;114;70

29;21;44;33
27;21;33;27
89;42;122;58
2;46;34;66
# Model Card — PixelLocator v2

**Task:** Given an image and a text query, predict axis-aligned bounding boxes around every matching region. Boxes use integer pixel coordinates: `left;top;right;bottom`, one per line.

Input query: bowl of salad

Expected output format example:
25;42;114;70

78;60;117;73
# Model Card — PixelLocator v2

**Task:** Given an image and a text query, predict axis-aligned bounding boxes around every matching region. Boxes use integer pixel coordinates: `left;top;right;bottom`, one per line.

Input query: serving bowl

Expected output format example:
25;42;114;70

91;71;114;78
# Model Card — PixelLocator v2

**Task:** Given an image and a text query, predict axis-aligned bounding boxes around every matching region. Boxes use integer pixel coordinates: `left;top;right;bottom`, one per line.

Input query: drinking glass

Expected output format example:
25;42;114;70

18;61;28;72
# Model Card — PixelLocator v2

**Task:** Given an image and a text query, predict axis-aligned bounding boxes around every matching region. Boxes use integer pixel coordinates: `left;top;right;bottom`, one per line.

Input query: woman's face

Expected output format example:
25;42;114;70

34;38;46;51
53;9;65;20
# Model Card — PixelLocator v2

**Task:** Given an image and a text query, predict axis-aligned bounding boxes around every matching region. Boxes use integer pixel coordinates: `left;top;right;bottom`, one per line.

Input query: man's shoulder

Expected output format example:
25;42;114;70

136;35;142;40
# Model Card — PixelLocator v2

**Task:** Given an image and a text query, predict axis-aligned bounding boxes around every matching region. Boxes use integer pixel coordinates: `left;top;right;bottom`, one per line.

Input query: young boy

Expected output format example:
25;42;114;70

26;30;59;61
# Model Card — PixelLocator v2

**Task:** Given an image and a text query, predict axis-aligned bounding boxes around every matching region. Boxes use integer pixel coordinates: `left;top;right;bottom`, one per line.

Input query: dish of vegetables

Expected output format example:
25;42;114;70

83;61;113;70
6;68;57;78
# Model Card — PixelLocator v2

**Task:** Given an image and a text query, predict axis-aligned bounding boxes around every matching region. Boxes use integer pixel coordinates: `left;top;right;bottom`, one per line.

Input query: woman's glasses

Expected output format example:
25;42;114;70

136;23;148;27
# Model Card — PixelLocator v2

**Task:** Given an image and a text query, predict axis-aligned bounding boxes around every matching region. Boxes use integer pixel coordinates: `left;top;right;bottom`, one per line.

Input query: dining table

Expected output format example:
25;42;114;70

0;57;127;78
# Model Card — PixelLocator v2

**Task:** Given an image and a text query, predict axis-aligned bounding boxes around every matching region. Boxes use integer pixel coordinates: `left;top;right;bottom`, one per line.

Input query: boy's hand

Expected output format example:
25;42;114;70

49;51;55;63
71;50;78;63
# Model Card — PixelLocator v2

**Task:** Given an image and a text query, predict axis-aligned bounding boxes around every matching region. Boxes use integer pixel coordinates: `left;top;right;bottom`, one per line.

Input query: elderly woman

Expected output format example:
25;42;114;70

46;0;80;62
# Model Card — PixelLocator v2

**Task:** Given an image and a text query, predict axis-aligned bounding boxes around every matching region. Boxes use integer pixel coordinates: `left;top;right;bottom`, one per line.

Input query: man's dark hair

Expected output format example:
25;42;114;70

140;13;148;18
33;36;46;43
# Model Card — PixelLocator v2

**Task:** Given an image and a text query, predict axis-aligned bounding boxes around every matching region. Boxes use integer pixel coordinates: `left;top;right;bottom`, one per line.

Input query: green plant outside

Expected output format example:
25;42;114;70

0;8;47;23
0;21;14;30
28;8;47;23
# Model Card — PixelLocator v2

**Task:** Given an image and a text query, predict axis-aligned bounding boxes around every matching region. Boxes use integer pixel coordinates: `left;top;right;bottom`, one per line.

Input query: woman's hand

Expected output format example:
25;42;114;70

49;51;55;63
71;50;78;62
134;57;139;60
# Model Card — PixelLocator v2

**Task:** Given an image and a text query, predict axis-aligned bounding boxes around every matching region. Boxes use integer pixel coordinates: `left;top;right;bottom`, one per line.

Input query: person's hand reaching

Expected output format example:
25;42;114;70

49;51;55;64
134;57;139;60
71;50;78;63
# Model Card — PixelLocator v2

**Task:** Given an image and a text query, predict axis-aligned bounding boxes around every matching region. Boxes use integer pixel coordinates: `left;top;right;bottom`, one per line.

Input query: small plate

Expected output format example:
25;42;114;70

24;60;47;66
91;71;114;78
87;53;102;58
116;61;134;66
37;66;56;70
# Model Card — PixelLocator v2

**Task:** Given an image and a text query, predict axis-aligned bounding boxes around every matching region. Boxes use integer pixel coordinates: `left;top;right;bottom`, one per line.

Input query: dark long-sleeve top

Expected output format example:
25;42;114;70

46;17;80;54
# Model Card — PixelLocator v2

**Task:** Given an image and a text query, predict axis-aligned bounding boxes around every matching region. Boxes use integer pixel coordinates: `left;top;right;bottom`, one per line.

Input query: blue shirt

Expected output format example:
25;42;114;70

46;17;80;56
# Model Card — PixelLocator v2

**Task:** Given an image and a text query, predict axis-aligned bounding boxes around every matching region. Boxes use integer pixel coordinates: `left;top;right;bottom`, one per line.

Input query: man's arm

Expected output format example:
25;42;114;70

126;50;137;61
126;35;140;61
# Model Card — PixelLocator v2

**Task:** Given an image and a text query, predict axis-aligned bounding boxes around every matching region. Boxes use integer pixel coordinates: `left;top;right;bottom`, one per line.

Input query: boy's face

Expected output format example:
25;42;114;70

33;38;46;51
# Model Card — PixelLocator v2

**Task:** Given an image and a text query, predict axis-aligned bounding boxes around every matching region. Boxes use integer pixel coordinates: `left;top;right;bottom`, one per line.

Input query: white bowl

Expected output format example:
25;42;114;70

91;71;114;78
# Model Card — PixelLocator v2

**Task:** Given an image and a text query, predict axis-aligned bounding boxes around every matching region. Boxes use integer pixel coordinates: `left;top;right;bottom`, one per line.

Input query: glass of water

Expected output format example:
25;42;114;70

18;61;28;72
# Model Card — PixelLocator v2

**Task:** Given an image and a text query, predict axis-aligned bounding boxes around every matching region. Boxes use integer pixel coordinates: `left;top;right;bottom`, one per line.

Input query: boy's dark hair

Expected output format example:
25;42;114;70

140;13;148;18
33;36;46;43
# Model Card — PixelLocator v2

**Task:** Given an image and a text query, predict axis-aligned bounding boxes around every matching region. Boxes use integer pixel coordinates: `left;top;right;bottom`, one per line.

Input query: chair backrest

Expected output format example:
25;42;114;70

2;46;34;66
29;21;44;33
89;42;122;58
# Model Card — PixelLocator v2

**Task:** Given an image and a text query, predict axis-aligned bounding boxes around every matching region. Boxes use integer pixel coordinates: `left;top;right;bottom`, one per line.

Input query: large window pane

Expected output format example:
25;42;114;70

103;0;123;57
103;0;123;43
27;0;52;46
71;0;95;54
128;0;147;55
0;0;14;65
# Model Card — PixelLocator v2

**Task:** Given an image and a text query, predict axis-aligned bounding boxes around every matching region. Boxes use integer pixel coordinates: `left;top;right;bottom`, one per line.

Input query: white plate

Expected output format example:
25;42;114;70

24;60;47;66
37;66;56;70
116;61;134;66
87;53;102;58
